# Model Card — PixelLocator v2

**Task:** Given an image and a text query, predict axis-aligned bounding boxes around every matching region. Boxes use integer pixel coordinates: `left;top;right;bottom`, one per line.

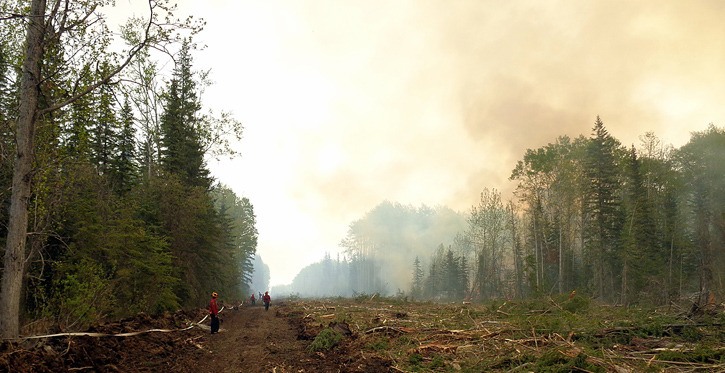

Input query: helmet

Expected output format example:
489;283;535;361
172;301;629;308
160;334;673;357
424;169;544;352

211;292;218;298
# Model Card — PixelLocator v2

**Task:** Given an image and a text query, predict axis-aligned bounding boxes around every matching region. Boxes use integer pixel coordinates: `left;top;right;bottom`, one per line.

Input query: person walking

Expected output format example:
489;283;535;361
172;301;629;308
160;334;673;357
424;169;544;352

262;291;271;311
250;293;256;305
209;291;220;334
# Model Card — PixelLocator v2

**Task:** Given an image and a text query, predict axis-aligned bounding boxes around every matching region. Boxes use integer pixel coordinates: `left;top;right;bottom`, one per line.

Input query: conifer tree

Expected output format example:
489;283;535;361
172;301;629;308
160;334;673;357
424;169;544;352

621;146;661;304
92;79;120;174
159;40;209;189
583;117;625;301
411;256;424;299
675;125;725;306
110;97;138;195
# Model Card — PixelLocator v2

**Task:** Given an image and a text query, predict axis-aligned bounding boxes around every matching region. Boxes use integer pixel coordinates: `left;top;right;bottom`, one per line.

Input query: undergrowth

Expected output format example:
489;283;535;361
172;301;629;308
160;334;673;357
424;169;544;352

295;295;724;372
308;328;343;352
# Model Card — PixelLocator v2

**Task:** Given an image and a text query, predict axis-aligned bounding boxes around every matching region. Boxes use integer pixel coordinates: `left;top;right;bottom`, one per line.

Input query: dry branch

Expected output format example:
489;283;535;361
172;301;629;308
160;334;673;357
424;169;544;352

364;326;412;335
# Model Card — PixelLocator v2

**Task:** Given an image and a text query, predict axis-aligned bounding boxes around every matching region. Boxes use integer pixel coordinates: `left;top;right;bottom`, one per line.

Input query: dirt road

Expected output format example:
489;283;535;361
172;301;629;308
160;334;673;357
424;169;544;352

1;301;393;372
187;302;392;372
197;303;314;372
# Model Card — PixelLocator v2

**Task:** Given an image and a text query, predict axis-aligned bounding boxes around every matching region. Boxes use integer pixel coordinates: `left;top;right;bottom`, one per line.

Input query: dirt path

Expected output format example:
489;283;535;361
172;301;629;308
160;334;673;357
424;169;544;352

199;302;312;372
1;301;393;372
182;301;392;373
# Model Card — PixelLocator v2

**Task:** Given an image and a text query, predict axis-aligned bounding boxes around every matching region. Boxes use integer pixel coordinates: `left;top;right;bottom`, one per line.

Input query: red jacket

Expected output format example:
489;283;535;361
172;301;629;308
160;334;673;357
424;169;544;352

262;294;271;304
209;298;218;315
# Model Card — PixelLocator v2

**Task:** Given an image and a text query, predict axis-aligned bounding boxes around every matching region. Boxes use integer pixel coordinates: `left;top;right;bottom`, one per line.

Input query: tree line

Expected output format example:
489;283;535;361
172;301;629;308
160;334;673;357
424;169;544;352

420;119;724;306
0;1;257;338
278;120;723;309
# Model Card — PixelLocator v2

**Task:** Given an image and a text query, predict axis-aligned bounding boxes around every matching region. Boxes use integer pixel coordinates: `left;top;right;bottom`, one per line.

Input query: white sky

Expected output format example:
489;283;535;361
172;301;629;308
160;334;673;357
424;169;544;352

110;1;725;286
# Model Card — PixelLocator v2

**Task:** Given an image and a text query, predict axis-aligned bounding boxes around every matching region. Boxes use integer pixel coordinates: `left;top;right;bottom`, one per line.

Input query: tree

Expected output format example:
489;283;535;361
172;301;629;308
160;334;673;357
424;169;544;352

159;40;209;189
212;184;259;299
582;117;625;302
411;256;424;299
675;125;725;307
467;188;508;300
621;146;661;304
108;97;139;194
250;254;270;295
1;0;202;338
510;135;588;297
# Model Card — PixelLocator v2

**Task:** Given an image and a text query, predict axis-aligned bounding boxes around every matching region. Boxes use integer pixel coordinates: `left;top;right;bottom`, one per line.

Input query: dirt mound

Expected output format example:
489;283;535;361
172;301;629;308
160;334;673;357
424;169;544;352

0;310;206;372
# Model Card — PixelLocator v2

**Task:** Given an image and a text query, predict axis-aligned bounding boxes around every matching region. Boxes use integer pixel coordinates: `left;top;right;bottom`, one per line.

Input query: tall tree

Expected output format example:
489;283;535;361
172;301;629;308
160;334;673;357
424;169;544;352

675;125;725;307
108;97;138;194
212;184;259;299
411;256;424;299
621;146;661;304
582;116;625;302
159;40;209;189
0;0;202;338
468;188;508;299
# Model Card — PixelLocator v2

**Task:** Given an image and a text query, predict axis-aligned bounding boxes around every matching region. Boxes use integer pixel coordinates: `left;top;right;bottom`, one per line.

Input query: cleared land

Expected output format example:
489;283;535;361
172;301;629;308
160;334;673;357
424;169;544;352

1;296;723;372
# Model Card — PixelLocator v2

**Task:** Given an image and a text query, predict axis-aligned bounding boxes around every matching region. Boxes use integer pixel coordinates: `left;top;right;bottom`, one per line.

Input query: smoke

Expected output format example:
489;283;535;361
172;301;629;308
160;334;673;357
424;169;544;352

199;1;725;285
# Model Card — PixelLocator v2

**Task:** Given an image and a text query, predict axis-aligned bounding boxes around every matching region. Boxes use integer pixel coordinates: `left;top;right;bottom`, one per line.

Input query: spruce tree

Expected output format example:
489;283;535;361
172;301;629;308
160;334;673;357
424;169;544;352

110;97;139;195
621;146;661;304
583;117;625;301
159;41;209;189
675;125;725;306
411;256;424;299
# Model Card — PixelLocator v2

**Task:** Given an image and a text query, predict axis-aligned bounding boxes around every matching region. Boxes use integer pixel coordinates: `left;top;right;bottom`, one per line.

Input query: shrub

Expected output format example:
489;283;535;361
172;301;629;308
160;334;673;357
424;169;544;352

563;295;590;314
308;328;343;352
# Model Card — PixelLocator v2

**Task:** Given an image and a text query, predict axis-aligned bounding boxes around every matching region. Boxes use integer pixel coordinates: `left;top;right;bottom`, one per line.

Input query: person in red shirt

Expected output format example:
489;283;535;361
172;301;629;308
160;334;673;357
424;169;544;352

209;292;220;334
262;291;271;311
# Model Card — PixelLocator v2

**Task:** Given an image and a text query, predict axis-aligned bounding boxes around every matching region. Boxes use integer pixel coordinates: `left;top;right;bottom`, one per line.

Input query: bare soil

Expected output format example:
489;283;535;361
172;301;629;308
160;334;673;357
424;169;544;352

0;301;392;373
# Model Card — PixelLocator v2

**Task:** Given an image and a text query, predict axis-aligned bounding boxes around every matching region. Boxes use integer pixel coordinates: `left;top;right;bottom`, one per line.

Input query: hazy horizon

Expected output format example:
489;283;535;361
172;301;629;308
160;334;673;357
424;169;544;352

106;1;725;286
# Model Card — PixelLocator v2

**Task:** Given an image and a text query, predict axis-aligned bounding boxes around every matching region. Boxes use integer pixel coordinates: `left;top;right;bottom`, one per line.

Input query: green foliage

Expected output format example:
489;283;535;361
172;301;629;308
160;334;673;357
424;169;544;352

428;355;445;369
408;353;423;366
334;312;352;324
657;347;725;364
211;184;258;297
0;0;249;339
562;295;590;314
51;259;111;329
308;328;343;352
159;40;209;189
365;337;389;351
31;162;181;321
533;351;604;372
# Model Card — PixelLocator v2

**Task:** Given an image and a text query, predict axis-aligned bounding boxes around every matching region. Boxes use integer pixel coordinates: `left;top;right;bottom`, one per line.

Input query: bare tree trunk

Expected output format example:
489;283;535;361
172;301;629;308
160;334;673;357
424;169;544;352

0;0;46;339
558;226;563;294
533;214;540;290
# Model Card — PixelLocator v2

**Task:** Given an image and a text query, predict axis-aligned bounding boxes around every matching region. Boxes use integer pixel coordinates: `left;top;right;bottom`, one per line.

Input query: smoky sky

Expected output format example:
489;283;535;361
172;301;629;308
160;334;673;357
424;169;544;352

170;0;725;285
